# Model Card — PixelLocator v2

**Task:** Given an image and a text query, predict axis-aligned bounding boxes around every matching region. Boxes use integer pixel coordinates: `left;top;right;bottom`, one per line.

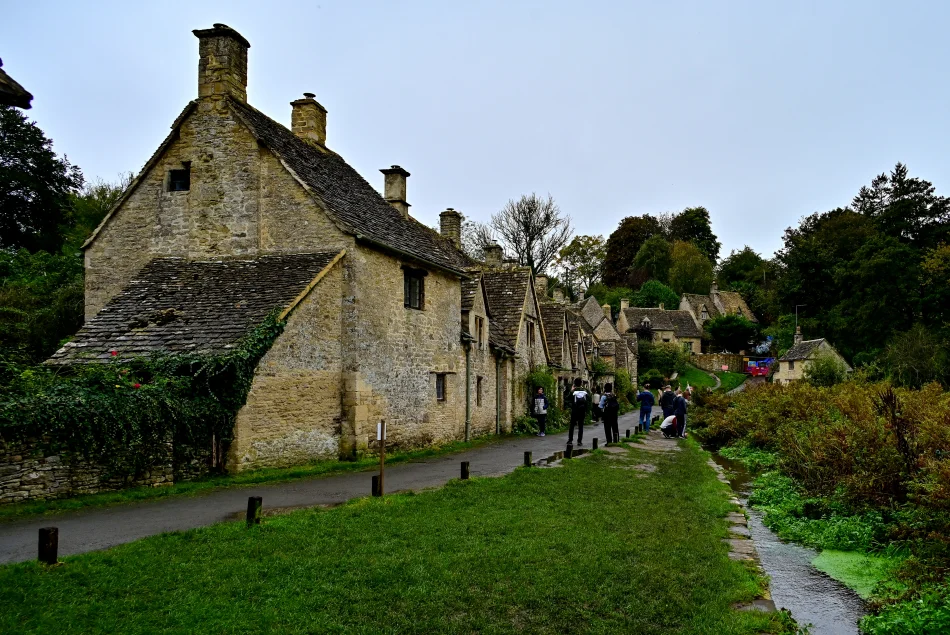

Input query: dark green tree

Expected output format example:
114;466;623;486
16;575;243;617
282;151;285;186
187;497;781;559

669;206;721;263
602;214;662;286
633;235;673;283
718;246;767;288
669;240;713;295
0;106;83;252
632;279;679;309
705;314;761;353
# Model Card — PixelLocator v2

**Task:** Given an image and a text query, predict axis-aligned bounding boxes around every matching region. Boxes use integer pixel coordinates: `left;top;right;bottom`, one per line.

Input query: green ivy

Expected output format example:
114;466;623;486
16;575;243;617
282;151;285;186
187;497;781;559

0;313;284;479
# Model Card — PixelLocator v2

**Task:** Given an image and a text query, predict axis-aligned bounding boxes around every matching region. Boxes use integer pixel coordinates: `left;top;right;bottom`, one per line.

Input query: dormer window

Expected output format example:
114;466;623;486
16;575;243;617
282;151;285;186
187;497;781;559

168;162;191;192
700;306;709;320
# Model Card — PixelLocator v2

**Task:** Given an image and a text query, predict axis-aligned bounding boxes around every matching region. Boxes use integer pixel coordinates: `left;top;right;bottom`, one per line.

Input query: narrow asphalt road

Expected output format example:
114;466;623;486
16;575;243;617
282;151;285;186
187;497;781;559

0;410;656;565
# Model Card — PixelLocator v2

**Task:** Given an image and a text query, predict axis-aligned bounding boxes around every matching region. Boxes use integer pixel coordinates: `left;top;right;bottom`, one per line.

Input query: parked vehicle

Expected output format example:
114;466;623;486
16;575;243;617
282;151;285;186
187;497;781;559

745;359;773;377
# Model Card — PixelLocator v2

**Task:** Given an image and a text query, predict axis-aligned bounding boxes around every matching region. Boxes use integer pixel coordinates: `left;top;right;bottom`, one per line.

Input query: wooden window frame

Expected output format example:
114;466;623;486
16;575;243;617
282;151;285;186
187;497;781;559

403;266;427;310
526;321;535;346
436;373;447;401
476;376;483;407
167;162;191;192
475;315;485;348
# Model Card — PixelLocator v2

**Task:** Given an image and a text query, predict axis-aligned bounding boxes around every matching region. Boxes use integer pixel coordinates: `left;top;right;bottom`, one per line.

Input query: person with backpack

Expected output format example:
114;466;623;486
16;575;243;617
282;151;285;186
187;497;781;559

532;386;549;437
568;377;588;446
659;385;675;418
599;382;620;443
636;386;655;433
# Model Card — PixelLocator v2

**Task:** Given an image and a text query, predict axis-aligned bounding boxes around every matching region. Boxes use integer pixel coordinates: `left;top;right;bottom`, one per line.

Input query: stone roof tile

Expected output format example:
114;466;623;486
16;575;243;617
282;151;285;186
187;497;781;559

481;268;531;347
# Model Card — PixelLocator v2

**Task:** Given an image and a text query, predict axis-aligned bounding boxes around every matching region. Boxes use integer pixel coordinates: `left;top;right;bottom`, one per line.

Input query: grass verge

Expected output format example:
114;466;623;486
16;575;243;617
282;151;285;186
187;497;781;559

0;436;499;522
677;365;716;391
715;371;746;393
0;442;796;634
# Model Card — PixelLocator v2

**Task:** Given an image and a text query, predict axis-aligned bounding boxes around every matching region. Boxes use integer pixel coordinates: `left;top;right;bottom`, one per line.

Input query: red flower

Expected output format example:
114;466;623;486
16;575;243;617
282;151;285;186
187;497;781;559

133;383;141;389
110;350;118;357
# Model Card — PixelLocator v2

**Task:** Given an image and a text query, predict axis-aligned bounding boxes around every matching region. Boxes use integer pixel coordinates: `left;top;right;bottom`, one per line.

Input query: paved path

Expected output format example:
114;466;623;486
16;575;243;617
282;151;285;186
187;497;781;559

0;410;657;565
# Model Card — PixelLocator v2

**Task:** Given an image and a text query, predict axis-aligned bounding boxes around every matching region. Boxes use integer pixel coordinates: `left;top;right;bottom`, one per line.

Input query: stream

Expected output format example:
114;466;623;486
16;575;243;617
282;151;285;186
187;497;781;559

711;454;867;634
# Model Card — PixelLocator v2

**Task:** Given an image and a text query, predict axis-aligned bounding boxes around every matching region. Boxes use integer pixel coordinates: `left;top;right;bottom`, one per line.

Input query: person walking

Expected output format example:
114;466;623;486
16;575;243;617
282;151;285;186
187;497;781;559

673;389;688;438
533;386;549;437
568;378;588;446
592;386;602;423
636;386;655;433
599;382;620;443
659;385;675;419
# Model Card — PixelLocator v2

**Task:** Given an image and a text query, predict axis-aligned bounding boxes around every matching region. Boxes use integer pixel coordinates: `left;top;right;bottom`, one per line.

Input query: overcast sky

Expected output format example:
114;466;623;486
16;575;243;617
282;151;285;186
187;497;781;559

3;1;948;259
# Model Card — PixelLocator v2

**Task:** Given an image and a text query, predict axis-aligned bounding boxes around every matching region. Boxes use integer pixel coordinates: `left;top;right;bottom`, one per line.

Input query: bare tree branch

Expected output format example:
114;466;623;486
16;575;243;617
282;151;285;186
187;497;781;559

490;193;572;275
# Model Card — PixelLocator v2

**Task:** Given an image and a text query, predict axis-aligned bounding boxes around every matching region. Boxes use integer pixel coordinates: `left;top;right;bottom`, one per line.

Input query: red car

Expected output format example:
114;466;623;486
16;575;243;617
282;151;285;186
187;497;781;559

745;360;773;377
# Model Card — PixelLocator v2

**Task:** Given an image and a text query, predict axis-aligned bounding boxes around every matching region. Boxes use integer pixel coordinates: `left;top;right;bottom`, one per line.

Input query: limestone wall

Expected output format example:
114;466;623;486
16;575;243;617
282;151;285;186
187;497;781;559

464;292;501;436
692;353;746;374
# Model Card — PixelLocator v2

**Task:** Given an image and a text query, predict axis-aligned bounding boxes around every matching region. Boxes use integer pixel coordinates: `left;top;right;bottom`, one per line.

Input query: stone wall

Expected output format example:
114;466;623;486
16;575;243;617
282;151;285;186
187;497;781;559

0;441;174;505
464;288;501;436
511;282;547;421
692;352;746;374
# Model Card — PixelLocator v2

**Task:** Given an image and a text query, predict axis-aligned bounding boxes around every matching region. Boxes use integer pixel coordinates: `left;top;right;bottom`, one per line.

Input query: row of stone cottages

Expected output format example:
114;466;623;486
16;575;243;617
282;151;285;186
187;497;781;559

46;24;637;474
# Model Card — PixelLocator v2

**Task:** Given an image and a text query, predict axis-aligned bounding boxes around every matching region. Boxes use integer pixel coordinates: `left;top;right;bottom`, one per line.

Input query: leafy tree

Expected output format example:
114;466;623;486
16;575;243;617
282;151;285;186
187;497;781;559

460;219;495;261
669;206;721;263
882;324;948;388
556;235;605;293
632;280;679;309
718;247;767;288
920;243;950;329
633;235;673;284
491;193;572;275
705;314;761;353
669;240;713;295
63;174;132;250
0;105;84;252
585;283;635;315
602;214;662;286
803;350;849;388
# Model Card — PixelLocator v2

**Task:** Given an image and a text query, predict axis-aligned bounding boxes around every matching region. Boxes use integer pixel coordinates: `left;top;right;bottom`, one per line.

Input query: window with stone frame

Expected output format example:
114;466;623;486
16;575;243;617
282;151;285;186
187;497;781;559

436;373;447;401
700;305;709;320
167;162;191;192
403;267;427;310
788;360;795;371
526;321;535;346
476;376;483;406
475;315;485;348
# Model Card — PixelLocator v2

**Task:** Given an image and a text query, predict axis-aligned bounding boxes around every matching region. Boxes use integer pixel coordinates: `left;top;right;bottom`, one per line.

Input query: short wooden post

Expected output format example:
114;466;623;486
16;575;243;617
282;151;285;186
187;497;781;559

524;451;532;467
565;443;573;459
626;429;631;438
38;527;58;565
372;475;381;497
592;438;598;450
461;461;470;480
246;496;262;526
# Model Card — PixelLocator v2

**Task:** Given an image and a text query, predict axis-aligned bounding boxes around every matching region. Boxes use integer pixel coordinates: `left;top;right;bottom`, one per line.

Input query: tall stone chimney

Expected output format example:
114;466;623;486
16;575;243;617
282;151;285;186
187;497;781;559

484;243;503;266
290;93;327;147
710;280;719;296
553;288;565;303
439;208;462;247
535;275;548;298
794;325;803;346
620;298;629;311
380;166;410;219
193;24;250;102
602;304;611;320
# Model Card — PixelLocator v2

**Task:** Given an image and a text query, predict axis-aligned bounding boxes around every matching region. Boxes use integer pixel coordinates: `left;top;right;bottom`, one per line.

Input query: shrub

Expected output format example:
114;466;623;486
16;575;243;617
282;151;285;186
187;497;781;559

639;368;665;390
522;366;565;431
803;350;849;387
639;341;689;376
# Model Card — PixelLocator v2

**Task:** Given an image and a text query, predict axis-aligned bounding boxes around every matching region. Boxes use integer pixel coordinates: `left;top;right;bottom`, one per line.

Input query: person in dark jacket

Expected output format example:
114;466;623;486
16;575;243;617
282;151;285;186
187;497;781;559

673;389;688;438
636;386;655;432
599;382;620;443
532;386;549;437
659;385;675;418
568;377;588;446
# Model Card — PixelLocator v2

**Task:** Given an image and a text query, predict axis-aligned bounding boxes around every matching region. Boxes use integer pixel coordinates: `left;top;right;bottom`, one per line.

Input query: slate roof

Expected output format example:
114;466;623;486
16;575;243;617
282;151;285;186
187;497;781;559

778;339;824;361
481;268;531;347
227;99;473;275
539;302;567;367
667;310;703;338
623;308;675;331
0;59;33;109
681;294;719;319
461;277;481;312
48;252;341;364
682;291;758;323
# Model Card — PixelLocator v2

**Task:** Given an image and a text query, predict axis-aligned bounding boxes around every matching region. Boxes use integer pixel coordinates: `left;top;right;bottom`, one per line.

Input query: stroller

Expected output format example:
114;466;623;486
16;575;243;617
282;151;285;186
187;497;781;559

660;415;678;439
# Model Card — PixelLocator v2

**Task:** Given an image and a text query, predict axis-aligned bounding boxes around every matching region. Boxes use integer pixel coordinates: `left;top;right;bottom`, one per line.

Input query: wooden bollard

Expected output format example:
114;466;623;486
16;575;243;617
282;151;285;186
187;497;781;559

461;461;470;480
38;527;58;565
626;429;631;438
592;438;598;450
565;443;573;459
372;475;381;497
246;496;262;526
524;451;532;467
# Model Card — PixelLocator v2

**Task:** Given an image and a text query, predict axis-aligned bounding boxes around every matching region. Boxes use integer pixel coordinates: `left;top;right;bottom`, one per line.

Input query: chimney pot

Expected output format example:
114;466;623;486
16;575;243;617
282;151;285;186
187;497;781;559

290;93;328;146
602;303;611;320
484;243;503;266
439;208;463;248
794;325;803;346
193;24;250;102
380;165;411;219
620;298;630;311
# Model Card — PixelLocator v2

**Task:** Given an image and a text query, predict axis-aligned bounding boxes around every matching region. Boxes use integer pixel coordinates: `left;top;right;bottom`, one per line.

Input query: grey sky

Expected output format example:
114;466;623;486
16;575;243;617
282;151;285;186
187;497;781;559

3;1;948;260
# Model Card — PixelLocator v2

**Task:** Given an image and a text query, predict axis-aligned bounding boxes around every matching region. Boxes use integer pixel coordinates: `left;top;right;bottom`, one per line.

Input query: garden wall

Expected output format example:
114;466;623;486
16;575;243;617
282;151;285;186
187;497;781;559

692;353;745;374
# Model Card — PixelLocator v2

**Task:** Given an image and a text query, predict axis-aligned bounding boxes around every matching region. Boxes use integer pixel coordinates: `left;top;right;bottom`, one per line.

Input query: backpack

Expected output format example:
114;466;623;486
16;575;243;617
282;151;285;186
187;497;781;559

604;393;620;416
571;391;588;414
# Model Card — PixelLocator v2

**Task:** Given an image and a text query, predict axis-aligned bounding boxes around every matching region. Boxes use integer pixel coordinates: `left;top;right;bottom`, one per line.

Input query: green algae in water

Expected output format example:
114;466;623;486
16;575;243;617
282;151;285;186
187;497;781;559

812;550;900;599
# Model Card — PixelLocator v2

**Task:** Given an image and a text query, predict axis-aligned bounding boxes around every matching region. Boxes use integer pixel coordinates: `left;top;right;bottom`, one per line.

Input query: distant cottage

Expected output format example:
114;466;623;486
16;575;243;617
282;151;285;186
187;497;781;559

50;24;636;473
773;327;851;385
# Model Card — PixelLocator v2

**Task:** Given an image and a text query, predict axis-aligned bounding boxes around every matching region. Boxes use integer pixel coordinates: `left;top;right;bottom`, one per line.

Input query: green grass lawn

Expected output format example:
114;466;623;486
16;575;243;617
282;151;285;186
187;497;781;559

677;365;717;391
715;372;746;393
0;442;794;634
0;436;499;522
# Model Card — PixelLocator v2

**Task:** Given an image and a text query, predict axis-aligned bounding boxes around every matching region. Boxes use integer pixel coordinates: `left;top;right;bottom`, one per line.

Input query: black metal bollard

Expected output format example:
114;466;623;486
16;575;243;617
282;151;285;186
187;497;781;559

565;443;573;459
524;451;532;467
461;461;470;480
592;438;598;450
38;527;58;565
372;475;381;496
246;496;262;526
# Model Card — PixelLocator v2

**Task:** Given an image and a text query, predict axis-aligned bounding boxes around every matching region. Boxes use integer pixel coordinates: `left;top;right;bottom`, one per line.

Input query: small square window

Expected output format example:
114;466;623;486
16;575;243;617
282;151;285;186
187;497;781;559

436;373;447;401
403;267;427;310
168;163;191;192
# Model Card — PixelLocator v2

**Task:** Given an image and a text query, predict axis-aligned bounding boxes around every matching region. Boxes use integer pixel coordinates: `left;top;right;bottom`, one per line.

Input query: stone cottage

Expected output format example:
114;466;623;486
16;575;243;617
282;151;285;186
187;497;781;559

51;24;522;471
773;327;852;385
680;282;758;330
616;302;703;353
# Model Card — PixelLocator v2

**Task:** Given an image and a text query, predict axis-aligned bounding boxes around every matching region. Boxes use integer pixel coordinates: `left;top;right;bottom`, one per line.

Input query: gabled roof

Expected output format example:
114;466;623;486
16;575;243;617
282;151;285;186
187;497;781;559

682;294;719;318
539;302;567;368
667;310;703;338
778;339;824;361
48;252;343;364
0;59;33;109
227;99;473;276
481;268;532;347
682;291;758;323
623;307;675;331
461;277;482;313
